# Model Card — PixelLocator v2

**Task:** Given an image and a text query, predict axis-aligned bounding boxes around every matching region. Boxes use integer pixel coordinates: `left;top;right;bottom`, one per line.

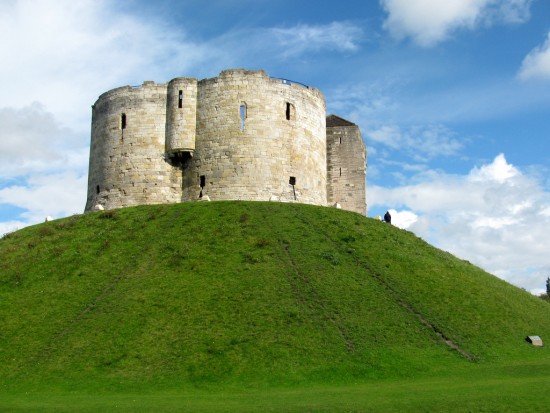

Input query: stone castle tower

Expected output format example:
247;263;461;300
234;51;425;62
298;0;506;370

85;69;367;214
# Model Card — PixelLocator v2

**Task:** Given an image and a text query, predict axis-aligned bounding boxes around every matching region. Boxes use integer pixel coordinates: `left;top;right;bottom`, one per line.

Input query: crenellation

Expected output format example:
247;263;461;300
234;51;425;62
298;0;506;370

85;69;366;214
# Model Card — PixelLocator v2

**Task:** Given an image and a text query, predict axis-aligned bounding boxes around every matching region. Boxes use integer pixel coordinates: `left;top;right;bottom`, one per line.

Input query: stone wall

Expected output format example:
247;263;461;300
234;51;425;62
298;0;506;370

182;69;327;205
326;115;367;215
85;69;363;214
85;82;181;211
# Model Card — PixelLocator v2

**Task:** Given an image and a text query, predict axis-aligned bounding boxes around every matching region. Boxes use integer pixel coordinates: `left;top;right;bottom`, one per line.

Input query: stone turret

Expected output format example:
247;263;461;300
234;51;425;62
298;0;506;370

165;77;197;156
85;69;366;215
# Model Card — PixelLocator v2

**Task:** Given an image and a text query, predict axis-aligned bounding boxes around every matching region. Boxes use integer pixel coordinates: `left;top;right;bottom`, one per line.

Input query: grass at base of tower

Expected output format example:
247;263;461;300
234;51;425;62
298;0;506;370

2;359;550;412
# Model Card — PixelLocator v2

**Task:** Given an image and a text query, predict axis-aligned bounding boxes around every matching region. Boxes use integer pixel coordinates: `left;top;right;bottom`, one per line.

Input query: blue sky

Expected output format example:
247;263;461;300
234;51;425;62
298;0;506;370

1;0;550;293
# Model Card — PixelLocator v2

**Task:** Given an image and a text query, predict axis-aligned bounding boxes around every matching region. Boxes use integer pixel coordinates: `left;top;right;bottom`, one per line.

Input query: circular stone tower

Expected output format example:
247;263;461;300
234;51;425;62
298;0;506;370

181;69;327;205
85;69;329;211
85;81;182;211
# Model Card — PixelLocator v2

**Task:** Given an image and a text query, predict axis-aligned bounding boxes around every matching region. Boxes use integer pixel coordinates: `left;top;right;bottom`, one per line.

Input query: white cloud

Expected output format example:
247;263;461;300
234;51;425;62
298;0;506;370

518;31;550;80
0;103;88;178
0;0;211;129
366;124;465;161
269;22;363;57
0;221;27;238
370;154;550;293
389;209;419;229
469;153;518;183
380;0;532;46
0;171;87;223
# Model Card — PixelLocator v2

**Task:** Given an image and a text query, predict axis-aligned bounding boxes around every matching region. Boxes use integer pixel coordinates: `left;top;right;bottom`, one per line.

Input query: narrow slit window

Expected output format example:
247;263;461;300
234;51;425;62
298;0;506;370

200;175;206;188
96;185;100;194
240;103;247;131
339;168;342;177
178;90;183;108
121;113;127;130
285;102;295;121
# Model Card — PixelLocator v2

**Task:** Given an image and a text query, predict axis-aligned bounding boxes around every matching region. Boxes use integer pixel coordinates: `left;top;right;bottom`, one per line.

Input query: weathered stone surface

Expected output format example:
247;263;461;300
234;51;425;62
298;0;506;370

326;115;367;215
85;69;367;215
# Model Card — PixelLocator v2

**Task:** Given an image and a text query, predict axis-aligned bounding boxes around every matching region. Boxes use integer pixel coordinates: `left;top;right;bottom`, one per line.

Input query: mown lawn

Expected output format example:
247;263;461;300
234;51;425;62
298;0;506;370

2;360;550;412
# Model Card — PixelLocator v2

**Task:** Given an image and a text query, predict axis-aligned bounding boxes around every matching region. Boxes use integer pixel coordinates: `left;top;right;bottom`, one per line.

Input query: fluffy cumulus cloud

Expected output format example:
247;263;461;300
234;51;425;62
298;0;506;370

380;0;532;46
518;31;550;80
370;154;550;293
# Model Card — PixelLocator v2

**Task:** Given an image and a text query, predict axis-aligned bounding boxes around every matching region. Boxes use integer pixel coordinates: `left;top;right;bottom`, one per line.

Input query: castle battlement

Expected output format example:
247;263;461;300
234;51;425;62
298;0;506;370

85;69;367;214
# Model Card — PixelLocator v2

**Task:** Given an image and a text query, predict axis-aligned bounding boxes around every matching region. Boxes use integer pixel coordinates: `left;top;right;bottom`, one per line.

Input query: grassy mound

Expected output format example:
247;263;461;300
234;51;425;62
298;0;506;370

1;201;549;391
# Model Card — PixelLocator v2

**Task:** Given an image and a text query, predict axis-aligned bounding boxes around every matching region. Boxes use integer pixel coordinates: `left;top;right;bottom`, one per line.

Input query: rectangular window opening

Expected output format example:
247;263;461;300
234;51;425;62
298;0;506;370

289;176;297;200
96;185;100;194
200;175;206;188
286;102;291;120
121;113;127;130
178;90;183;108
240;103;246;131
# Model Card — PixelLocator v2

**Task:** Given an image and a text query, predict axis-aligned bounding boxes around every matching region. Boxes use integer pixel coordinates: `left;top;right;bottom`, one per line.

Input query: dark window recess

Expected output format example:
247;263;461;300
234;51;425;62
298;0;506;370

339;137;342;144
121;113;127;129
96;185;100;194
339;168;342;177
289;176;297;200
178;90;183;108
200;175;206;188
286;102;291;120
240;103;246;131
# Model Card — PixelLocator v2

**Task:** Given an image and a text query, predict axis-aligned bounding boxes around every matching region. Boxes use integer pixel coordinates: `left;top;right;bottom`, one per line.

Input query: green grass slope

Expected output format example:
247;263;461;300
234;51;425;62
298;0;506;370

1;201;550;391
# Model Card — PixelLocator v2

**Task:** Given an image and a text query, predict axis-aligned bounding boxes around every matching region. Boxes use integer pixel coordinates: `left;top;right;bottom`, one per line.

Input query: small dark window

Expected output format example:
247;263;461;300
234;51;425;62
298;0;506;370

286;103;291;120
200;175;206;188
96;185;100;194
289;176;296;186
339;137;342;144
240;103;246;131
121;113;127;129
339;168;342;177
178;90;183;108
